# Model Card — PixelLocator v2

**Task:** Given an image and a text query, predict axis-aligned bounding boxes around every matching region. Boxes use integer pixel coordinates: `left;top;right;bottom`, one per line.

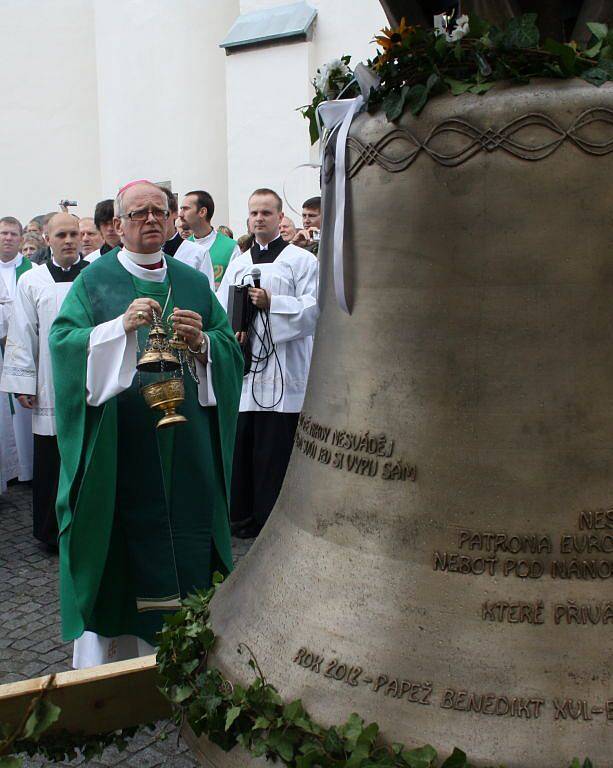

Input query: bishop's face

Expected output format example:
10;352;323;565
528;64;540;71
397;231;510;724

115;186;169;254
0;222;22;262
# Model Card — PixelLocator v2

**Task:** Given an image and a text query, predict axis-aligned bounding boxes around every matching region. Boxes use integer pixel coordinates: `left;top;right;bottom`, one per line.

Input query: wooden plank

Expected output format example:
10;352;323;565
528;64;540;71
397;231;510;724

0;655;171;735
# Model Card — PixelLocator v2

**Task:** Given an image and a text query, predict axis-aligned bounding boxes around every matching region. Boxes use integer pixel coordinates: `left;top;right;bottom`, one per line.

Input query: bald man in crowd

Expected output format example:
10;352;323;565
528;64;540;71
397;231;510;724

1;213;89;549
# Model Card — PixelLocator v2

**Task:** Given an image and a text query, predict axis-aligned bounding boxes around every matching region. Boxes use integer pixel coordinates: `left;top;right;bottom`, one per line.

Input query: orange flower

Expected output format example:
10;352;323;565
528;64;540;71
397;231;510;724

374;17;414;52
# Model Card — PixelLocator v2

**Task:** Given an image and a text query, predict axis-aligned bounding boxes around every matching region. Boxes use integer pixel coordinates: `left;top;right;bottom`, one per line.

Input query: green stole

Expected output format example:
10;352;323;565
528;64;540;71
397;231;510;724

49;249;243;643
3;255;33;414
16;256;33;282
190;231;236;287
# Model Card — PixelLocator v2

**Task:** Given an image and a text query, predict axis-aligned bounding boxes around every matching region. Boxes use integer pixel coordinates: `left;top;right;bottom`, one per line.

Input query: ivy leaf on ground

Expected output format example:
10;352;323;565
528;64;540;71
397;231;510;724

441;747;470;768
402;744;438;768
22;700;61;742
224;706;242;732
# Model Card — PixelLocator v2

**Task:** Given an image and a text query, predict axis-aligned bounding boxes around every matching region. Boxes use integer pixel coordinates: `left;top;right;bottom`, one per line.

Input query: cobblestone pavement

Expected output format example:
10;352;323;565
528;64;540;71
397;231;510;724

0;482;254;767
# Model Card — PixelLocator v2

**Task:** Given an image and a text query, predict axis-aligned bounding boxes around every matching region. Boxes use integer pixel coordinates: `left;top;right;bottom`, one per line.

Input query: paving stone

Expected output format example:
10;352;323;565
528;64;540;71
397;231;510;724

1;483;255;767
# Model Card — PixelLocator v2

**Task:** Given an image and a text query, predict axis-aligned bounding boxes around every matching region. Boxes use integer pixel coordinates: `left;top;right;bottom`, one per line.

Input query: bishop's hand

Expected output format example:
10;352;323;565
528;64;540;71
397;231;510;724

172;308;206;356
123;298;163;333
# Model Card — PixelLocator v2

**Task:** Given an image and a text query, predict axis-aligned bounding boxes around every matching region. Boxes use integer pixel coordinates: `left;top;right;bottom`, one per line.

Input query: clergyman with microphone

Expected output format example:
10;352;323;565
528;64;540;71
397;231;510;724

217;188;319;539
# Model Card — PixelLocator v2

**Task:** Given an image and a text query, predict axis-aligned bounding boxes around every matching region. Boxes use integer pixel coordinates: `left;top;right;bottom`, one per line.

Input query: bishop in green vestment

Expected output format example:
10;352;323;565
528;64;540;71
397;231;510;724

49;181;243;667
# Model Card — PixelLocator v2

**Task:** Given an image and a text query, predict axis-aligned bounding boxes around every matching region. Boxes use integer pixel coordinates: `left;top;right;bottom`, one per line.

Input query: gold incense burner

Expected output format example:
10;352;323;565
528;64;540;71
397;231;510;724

137;310;197;428
141;378;187;429
136;315;181;373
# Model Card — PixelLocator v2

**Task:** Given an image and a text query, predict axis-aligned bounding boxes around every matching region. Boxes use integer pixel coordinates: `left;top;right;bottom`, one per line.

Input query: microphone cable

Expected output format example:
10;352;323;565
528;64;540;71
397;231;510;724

244;272;284;410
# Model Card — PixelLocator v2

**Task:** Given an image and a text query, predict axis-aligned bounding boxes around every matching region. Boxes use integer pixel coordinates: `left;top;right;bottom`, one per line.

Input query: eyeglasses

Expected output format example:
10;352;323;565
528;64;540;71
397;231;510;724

121;207;170;222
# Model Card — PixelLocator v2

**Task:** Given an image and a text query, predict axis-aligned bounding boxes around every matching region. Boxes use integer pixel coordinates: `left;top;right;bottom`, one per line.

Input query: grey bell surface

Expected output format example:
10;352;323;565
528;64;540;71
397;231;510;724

189;79;613;767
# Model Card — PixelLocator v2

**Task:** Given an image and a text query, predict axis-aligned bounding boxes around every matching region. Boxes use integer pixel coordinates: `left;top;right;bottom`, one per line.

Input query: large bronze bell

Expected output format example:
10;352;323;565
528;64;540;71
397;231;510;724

190;80;613;767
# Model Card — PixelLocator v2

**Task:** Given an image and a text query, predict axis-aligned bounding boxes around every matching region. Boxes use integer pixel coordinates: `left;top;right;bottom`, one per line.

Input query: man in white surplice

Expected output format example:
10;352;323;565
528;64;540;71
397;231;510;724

217;188;319;539
160;186;215;288
0;216;35;482
0;278;19;494
1;213;88;546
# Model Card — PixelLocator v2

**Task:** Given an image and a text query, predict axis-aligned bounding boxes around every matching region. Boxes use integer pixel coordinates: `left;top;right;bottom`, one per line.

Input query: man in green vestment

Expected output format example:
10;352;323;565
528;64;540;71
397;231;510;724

49;181;243;668
178;190;240;289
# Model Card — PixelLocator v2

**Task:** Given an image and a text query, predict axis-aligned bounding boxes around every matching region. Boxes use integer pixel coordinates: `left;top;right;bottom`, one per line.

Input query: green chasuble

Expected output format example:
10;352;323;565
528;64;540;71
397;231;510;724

49;248;243;644
190;231;236;288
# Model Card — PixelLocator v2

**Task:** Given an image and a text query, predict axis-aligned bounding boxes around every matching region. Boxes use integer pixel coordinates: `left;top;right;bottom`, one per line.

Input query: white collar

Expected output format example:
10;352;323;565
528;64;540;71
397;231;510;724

0;253;22;270
194;229;216;246
51;254;80;271
255;233;281;251
117;248;167;282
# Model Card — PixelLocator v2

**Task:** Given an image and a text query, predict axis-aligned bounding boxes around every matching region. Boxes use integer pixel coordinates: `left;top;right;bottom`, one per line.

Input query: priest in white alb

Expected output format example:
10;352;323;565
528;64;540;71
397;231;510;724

1;213;88;546
0;277;18;494
0;216;35;483
217;188;319;539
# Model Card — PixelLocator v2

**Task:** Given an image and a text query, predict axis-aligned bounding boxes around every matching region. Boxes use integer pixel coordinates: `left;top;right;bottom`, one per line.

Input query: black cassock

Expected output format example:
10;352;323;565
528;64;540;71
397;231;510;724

33;259;89;548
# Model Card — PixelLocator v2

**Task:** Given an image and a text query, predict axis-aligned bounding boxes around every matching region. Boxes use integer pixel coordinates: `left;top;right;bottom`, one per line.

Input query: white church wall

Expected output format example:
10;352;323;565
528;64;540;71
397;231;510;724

0;0;387;232
0;0;102;224
225;40;313;234
93;0;238;224
225;0;387;235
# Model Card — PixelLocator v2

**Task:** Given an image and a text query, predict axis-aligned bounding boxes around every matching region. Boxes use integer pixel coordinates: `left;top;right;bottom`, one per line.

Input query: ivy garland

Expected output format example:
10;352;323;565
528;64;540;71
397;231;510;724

155;578;594;768
0;579;598;765
300;14;613;144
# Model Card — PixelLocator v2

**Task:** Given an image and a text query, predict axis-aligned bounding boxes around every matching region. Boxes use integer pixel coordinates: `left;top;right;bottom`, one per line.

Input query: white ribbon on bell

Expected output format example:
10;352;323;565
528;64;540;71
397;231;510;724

316;64;380;314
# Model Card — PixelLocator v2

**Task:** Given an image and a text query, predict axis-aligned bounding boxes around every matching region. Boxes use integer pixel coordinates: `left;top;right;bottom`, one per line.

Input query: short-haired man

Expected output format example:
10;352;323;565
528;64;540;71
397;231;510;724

160;187;214;289
179;190;240;289
79;217;104;257
87;199;122;263
279;216;297;242
217;188;319;538
0;216;34;483
1;213;88;548
292;196;322;254
49;180;242;668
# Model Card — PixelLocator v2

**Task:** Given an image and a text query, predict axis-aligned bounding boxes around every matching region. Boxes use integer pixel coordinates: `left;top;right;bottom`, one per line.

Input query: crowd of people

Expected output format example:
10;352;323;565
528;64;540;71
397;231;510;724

0;181;321;667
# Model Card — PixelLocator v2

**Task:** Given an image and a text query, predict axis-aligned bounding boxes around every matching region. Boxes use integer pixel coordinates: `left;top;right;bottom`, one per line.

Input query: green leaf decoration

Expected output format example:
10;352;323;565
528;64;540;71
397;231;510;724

0;759;22;767
441;747;469;768
582;58;613;86
468;13;490;39
445;78;473;95
402;744;438;767
224;706;242;732
587;22;609;41
406;84;429;116
502;13;540;49
382;89;407;122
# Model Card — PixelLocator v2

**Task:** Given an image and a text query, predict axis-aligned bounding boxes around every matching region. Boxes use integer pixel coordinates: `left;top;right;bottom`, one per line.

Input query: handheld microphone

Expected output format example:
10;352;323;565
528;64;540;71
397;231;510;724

251;267;261;289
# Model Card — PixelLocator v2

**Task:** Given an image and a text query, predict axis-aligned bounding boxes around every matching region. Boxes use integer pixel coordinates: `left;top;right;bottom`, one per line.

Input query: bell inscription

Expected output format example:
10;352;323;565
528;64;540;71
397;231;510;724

199;80;613;768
